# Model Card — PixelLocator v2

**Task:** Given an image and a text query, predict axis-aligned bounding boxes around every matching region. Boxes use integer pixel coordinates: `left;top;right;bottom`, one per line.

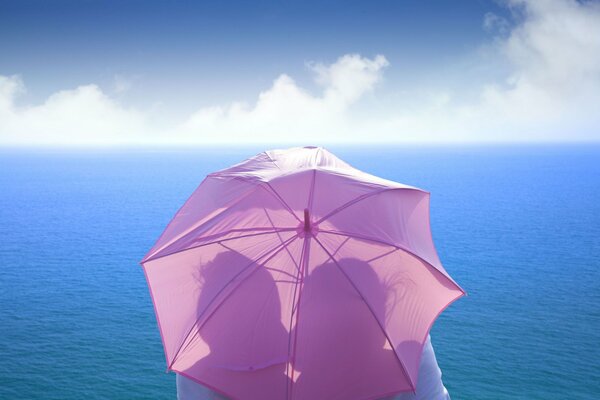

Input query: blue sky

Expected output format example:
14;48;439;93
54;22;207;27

1;0;599;145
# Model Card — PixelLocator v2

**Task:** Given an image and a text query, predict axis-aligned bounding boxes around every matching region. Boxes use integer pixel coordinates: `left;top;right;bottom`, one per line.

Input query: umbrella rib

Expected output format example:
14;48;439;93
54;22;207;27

331;235;351;257
167;234;299;370
189;226;293;244
311;235;417;392
153;180;300;262
286;168;318;320
143;177;261;261
314;188;414;225
145;176;301;263
287;171;318;397
317;230;465;294
286;235;310;400
263;182;302;223
367;247;399;263
142;228;296;263
287;168;318;329
263;207;301;274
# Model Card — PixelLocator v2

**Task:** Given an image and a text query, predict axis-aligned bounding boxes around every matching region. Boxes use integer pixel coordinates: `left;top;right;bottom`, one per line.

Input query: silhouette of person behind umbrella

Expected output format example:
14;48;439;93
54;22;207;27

291;257;450;400
176;250;291;400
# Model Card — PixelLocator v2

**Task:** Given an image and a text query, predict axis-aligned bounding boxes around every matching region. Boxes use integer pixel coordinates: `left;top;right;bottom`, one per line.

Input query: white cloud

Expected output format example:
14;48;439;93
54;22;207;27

178;54;389;143
367;0;600;142
309;54;389;104
1;0;599;146
0;55;389;146
0;75;146;146
487;0;600;139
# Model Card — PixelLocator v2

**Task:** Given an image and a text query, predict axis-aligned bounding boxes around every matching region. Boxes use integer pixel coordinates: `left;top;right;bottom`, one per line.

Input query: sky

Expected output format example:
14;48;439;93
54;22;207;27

1;0;599;146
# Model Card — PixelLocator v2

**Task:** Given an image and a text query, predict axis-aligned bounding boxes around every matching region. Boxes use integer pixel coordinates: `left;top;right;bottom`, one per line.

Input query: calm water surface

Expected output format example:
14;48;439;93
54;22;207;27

1;145;599;399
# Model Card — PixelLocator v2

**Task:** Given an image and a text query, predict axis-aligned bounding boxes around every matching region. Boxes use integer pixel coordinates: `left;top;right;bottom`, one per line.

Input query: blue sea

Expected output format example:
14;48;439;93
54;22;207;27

1;145;599;399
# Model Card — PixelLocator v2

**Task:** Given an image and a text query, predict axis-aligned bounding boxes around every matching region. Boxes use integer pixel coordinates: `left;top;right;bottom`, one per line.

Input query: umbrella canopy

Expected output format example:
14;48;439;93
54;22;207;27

141;146;464;400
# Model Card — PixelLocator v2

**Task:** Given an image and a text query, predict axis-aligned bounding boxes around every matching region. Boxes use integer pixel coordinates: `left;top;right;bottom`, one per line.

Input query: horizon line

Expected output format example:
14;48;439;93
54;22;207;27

1;139;600;151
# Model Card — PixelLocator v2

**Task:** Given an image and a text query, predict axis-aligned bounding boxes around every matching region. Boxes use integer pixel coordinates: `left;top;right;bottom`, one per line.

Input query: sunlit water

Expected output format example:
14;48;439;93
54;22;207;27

1;145;599;399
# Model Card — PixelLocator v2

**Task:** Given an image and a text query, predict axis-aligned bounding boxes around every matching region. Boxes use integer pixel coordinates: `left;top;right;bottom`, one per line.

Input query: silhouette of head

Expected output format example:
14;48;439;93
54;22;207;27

183;249;291;399
195;250;287;365
292;257;404;399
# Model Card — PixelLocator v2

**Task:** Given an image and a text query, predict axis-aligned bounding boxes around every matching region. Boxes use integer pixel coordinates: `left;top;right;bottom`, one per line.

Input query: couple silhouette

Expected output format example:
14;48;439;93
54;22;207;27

176;247;428;400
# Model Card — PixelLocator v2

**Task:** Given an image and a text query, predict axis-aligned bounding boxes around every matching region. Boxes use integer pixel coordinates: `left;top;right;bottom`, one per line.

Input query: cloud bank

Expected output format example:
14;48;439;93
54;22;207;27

178;54;389;144
0;75;146;146
1;0;599;146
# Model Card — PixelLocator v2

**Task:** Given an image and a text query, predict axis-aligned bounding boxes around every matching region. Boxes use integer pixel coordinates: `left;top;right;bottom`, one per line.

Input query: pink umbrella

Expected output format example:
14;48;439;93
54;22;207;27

141;146;464;400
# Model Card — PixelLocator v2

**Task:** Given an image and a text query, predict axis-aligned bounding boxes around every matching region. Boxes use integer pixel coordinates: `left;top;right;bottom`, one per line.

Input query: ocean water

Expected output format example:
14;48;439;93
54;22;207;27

0;145;599;399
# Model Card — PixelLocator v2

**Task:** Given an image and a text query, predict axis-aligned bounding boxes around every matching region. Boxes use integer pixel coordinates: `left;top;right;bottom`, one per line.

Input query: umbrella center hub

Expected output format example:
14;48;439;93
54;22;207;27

299;208;318;237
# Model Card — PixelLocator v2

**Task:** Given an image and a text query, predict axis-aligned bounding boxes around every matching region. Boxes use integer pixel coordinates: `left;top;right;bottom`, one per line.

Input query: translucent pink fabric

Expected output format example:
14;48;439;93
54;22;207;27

141;146;464;400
